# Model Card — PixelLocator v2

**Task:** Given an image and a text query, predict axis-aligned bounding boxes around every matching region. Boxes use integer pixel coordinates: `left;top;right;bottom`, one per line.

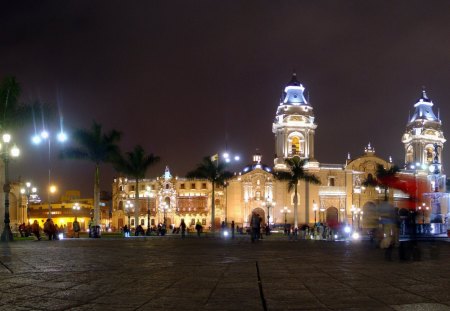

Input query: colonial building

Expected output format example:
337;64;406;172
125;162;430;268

110;74;448;233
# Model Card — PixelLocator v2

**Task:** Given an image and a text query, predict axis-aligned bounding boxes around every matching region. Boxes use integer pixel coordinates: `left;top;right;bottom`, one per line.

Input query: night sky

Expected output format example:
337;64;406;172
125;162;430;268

1;1;450;198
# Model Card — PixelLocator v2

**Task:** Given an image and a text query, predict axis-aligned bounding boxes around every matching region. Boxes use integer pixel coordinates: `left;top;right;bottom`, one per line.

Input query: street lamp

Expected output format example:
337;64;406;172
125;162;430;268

312;200;318;223
73;202;80;215
281;206;291;233
339;208;345;224
220;152;239;225
48;185;57;218
351;205;356;230
1;133;20;242
263;196;275;234
146;186;153;235
355;208;361;230
125;201;133;228
32;128;67;219
161;202;171;226
20;182;37;223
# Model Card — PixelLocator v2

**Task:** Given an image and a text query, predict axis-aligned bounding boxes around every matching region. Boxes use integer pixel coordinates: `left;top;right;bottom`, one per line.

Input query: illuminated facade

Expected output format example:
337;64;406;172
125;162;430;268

110;74;448;232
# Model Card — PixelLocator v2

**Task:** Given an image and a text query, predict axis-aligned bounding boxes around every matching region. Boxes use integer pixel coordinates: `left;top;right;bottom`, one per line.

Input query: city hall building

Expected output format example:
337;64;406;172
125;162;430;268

110;74;448;232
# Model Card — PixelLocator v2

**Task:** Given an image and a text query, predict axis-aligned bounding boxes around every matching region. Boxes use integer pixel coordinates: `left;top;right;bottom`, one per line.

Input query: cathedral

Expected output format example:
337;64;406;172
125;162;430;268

111;73;448;234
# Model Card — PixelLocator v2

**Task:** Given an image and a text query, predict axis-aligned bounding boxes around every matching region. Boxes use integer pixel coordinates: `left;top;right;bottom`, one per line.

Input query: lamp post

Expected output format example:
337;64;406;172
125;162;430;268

319;206;325;223
32;129;67;219
73;202;80;215
356;208;361;230
221;152;239;225
20;182;37;223
161;203;171;226
146;187;153;235
281;206;291;233
263;196;275;233
0;134;20;242
313;200;318;224
125;201;133;228
48;185;57;218
351;205;356;230
339;208;345;224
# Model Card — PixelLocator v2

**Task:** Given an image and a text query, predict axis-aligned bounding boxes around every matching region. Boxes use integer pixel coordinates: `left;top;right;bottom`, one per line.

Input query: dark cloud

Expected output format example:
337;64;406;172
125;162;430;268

1;0;449;196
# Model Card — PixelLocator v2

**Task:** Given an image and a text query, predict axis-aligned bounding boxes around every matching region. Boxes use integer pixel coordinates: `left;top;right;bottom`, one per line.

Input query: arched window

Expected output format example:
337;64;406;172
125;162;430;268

424;145;434;163
289;134;305;156
291;137;300;155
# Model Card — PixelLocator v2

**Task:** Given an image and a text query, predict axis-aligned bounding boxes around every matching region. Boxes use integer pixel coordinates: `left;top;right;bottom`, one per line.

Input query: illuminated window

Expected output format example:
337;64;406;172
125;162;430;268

131;219;135;226
202;218;206;225
140;219;144;226
130;185;135;191
201;183;207;189
191;183;196;189
424;145;434;163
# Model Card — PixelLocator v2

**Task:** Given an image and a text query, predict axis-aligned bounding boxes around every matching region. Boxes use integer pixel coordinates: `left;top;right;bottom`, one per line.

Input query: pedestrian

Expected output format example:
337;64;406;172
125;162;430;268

31;220;41;241
73;217;81;238
180;219;186;239
250;212;259;243
123;225;130;237
44;219;53;240
257;214;263;240
88;217;94;238
231;220;235;239
195;220;202;237
54;223;60;240
19;223;26;237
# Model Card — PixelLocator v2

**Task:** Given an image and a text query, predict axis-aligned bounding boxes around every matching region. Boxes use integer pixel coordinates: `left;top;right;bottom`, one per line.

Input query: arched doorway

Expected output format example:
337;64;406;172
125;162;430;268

362;202;377;229
326;207;338;228
248;207;266;226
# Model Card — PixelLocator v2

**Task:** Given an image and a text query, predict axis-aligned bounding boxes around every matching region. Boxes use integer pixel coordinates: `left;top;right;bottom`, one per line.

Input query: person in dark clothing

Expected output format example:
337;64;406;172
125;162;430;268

195;220;202;237
180;220;187;239
31;220;41;241
231;221;235;239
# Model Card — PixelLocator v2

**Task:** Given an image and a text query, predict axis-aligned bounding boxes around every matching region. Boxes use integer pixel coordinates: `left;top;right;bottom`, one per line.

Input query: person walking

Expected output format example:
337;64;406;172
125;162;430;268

250;212;259;243
195;220;202;237
88;217;94;238
231;220;235;239
180;220;187;239
73;217;81;238
31;220;41;241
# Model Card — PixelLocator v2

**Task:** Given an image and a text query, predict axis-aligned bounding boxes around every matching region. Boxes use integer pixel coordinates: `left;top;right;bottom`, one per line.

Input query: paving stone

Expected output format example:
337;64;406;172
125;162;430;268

0;238;448;310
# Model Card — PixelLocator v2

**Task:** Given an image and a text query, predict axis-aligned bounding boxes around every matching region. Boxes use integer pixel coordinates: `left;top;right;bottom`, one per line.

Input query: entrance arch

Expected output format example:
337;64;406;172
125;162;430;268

326;207;338;227
362;201;378;229
248;207;266;226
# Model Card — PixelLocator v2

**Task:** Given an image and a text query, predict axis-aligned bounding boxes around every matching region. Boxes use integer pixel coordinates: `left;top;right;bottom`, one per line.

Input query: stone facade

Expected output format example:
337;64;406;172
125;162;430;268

110;74;448;232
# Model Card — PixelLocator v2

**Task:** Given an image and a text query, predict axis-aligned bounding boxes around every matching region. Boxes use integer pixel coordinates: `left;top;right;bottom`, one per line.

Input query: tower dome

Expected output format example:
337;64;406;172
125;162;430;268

273;72;317;171
402;89;446;170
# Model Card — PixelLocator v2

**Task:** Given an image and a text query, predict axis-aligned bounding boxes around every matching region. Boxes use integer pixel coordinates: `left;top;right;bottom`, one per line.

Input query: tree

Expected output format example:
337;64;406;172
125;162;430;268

61;121;121;226
362;164;400;201
114;145;160;228
186;156;233;232
275;157;321;227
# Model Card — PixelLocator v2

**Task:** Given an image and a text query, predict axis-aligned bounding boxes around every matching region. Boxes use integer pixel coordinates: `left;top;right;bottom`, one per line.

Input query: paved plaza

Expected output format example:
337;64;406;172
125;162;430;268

0;235;449;311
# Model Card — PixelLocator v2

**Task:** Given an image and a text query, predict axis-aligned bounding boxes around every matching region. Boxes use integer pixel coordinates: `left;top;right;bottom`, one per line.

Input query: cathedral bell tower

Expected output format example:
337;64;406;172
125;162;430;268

273;72;317;171
402;89;446;171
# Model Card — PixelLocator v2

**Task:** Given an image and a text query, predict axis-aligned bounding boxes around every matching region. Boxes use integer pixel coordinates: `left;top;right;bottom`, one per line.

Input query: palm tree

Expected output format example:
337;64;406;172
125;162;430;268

375;164;400;201
186;156;233;232
275;157;321;228
61;121;121;227
113;145;160;228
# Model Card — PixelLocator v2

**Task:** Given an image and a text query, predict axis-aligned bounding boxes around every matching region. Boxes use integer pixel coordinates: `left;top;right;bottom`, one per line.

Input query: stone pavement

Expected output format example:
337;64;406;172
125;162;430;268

0;235;449;311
